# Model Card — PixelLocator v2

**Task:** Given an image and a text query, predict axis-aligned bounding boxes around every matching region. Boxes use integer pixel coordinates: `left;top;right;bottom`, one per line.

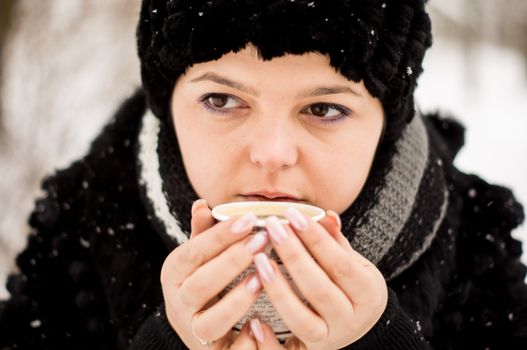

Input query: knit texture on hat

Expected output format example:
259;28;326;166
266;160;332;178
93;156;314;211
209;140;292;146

137;0;432;142
137;107;448;280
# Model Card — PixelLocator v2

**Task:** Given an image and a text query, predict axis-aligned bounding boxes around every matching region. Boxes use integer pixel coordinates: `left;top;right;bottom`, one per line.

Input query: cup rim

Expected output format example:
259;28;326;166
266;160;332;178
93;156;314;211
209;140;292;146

211;201;326;227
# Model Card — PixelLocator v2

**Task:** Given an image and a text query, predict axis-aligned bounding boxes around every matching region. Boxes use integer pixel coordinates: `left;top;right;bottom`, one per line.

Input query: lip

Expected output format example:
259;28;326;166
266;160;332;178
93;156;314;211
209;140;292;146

242;191;302;202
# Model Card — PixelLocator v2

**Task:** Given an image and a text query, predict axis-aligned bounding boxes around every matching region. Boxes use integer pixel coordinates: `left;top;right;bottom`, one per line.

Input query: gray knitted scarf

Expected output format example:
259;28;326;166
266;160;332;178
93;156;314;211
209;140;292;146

137;110;448;280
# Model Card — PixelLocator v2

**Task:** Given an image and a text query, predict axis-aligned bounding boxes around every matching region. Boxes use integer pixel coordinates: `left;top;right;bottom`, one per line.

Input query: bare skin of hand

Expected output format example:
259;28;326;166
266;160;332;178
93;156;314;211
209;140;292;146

250;208;388;350
160;199;267;349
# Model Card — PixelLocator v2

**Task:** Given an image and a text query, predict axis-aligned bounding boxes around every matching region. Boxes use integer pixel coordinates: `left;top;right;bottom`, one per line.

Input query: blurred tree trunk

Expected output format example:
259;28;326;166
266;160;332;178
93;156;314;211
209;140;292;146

0;1;16;51
429;0;527;66
0;0;16;137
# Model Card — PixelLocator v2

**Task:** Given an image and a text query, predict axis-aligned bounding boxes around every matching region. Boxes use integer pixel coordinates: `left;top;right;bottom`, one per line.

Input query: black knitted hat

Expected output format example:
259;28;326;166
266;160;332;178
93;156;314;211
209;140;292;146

137;0;432;141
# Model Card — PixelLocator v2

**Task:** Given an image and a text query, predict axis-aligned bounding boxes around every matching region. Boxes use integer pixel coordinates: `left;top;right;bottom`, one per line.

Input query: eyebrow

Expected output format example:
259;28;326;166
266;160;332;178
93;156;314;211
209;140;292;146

190;72;259;96
190;72;363;98
298;86;363;98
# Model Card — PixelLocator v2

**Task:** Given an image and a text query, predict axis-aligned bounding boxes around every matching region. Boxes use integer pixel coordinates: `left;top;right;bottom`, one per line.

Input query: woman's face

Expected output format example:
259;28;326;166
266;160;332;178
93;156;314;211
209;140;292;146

170;46;384;214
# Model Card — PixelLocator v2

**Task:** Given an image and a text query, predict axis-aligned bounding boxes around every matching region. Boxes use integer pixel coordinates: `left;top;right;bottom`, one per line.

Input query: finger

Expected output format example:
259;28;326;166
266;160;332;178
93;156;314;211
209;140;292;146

249;319;284;349
177;231;269;311
210;324;252;350
192;273;263;342
254;253;328;344
317;211;340;238
264;216;352;322
317;211;353;252
229;321;258;350
284;336;305;350
162;212;258;288
285;207;386;305
191;199;215;238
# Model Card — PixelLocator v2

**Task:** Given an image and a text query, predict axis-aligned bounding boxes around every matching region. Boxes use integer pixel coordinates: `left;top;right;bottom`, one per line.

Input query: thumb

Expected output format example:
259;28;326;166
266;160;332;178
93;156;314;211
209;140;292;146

190;199;216;238
318;210;353;252
249;319;285;349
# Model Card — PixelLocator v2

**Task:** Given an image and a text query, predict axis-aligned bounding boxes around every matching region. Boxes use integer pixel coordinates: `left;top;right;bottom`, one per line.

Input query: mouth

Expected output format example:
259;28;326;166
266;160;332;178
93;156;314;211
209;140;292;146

240;191;303;203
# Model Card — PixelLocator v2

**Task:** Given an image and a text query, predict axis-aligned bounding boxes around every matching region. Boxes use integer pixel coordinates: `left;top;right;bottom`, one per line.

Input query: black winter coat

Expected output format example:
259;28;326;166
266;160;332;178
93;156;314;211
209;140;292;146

1;90;526;349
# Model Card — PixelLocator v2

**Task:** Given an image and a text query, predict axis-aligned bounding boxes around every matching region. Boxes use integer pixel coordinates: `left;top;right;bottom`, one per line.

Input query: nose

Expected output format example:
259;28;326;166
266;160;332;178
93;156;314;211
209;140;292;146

248;117;299;172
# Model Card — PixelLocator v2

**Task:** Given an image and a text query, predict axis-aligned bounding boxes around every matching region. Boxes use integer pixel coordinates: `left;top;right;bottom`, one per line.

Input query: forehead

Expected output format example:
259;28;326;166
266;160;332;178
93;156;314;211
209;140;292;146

188;45;329;70
180;45;358;88
171;45;379;104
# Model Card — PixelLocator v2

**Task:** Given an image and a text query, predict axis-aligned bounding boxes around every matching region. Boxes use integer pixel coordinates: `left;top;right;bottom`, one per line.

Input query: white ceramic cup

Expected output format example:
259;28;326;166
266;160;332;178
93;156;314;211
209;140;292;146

212;201;325;228
211;201;325;340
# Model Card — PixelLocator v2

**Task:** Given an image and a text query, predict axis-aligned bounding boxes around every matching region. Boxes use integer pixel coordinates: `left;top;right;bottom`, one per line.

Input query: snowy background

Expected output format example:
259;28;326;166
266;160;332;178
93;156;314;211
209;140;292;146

0;0;526;299
417;39;527;245
417;2;527;262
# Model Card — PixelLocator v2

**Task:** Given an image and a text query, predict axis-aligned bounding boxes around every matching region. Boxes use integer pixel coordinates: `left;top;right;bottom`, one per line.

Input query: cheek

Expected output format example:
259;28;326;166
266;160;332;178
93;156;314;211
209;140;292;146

173;114;240;204
314;156;370;213
313;133;381;213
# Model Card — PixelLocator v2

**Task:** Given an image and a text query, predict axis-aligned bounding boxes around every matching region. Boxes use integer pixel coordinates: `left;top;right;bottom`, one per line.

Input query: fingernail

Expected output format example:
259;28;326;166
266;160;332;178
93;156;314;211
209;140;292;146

245;275;262;293
327;210;342;231
191;199;208;216
254;253;274;283
245;231;268;253
231;213;257;234
285;207;308;231
266;216;287;244
250;318;265;343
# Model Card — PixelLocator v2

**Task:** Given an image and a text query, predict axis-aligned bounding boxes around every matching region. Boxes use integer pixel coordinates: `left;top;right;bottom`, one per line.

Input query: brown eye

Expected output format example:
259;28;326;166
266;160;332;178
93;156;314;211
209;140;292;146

301;103;351;123
203;94;243;110
310;104;330;117
208;95;229;108
201;93;248;115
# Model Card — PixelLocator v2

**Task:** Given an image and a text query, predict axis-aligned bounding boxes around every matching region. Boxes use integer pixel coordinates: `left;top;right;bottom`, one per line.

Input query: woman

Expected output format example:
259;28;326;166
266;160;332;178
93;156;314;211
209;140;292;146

1;0;526;349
